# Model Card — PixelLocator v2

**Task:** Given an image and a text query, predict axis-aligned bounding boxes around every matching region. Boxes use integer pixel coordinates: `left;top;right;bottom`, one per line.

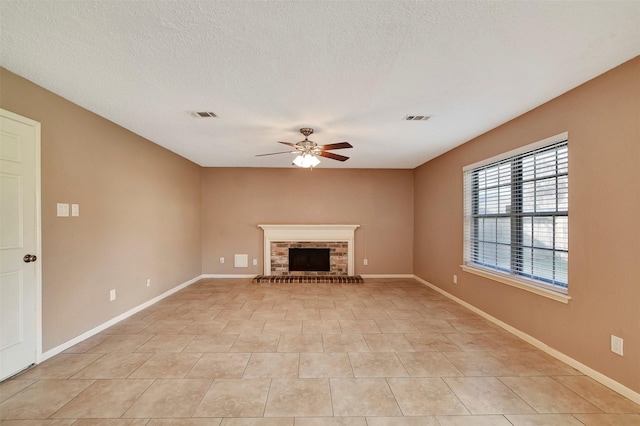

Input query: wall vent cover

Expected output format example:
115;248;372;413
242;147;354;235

189;111;218;118
403;115;430;121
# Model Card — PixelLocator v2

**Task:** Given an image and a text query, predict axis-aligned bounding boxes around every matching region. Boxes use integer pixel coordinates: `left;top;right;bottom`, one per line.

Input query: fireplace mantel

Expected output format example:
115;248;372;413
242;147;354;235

258;224;360;276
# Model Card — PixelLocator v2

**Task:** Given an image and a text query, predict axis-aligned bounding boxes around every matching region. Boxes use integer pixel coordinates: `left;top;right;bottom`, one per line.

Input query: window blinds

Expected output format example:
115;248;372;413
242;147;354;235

463;139;568;292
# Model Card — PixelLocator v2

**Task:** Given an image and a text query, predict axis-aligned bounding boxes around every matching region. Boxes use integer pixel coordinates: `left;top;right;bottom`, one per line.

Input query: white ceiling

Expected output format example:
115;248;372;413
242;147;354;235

1;1;638;169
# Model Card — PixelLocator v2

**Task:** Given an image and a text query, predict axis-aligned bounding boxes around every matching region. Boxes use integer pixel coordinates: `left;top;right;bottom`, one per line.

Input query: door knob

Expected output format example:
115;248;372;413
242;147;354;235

23;254;37;263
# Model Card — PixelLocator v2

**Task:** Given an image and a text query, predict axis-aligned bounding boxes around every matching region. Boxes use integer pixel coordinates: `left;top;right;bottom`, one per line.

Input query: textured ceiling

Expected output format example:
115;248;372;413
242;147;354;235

1;1;638;168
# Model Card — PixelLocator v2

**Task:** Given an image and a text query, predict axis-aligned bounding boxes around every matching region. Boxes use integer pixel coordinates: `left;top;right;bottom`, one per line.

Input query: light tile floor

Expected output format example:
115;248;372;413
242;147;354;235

2;278;640;425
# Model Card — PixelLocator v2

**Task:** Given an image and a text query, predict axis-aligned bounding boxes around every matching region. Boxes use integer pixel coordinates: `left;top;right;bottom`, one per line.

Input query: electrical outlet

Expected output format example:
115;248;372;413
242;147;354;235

363;258;368;266
253;258;258;266
109;289;116;301
611;335;624;356
453;274;458;284
219;257;224;264
146;279;151;287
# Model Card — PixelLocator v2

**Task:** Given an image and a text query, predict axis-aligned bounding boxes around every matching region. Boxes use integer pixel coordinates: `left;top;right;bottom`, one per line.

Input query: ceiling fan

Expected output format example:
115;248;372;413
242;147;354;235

256;128;353;168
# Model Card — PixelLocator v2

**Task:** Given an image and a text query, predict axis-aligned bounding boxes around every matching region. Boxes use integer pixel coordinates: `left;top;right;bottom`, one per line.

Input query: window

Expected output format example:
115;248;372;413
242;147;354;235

463;134;568;295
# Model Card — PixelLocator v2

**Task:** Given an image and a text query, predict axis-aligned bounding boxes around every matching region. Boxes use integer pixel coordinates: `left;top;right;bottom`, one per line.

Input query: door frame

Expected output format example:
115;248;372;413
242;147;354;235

1;108;42;368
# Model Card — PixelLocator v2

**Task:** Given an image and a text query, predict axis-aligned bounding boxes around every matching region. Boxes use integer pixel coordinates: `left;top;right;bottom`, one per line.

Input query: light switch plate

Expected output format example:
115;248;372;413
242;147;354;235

71;204;79;216
57;203;69;217
611;335;624;356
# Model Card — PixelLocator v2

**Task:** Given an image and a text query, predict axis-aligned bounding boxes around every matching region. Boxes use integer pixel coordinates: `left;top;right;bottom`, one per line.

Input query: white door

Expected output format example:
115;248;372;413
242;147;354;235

0;109;41;381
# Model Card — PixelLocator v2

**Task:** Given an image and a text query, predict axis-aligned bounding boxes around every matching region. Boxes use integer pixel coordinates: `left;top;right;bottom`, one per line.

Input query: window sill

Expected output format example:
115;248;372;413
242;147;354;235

460;265;571;304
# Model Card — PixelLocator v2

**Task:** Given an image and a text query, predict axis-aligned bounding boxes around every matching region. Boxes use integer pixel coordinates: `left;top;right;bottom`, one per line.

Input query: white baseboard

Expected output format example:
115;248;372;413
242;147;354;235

412;275;640;405
41;274;204;361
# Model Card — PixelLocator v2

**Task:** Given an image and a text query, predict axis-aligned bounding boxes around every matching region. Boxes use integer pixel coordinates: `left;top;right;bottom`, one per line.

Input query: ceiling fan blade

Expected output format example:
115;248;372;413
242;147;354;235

278;141;297;147
319;151;350;162
320;142;353;150
255;151;296;157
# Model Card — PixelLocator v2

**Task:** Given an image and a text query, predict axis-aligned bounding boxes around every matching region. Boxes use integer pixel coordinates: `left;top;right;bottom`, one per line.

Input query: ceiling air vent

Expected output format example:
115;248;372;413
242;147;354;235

189;111;218;118
403;115;430;121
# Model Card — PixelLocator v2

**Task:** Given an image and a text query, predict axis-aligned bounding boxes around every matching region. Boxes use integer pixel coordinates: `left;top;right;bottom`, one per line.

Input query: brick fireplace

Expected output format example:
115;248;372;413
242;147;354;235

258;224;360;276
270;241;347;276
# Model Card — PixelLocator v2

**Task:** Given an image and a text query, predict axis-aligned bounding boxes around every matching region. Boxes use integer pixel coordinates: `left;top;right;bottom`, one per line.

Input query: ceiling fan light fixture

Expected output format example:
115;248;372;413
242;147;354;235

293;153;320;168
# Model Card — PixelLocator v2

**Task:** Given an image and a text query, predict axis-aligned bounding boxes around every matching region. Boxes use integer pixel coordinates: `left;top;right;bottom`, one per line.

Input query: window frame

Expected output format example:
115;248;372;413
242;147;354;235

462;132;570;303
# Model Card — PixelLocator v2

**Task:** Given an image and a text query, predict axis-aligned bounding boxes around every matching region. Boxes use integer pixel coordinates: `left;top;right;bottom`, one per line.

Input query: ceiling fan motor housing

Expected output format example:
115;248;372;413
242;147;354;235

295;128;320;155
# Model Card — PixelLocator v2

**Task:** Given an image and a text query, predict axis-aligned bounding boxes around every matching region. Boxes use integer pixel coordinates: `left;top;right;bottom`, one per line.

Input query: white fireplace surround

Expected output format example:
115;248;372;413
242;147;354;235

258;224;360;276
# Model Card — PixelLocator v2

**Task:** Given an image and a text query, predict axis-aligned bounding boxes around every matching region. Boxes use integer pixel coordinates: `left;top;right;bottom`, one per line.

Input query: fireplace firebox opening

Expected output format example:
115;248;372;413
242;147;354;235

289;248;330;272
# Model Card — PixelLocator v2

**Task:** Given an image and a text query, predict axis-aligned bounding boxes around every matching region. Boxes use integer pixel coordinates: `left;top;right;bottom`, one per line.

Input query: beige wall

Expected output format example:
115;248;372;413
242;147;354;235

202;167;414;276
1;69;203;351
414;57;640;393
